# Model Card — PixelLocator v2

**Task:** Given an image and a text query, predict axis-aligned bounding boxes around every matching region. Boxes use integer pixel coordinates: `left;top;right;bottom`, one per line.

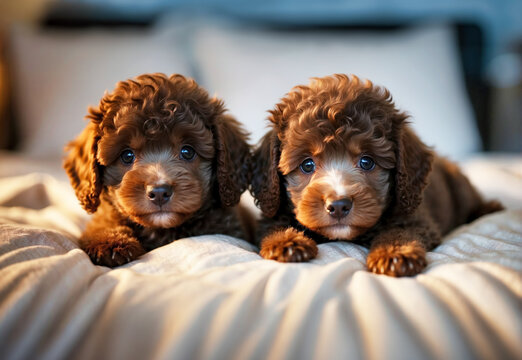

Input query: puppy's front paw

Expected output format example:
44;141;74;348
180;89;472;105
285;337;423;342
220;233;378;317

367;242;427;277
81;233;146;267
260;228;318;262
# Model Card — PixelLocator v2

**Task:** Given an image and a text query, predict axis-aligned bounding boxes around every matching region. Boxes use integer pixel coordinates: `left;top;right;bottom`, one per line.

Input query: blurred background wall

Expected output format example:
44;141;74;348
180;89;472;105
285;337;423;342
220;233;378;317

0;0;520;155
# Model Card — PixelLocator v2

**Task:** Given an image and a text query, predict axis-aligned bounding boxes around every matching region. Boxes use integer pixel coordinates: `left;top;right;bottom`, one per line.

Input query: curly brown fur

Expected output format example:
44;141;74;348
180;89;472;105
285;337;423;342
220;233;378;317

64;73;252;267
251;74;503;276
260;227;318;262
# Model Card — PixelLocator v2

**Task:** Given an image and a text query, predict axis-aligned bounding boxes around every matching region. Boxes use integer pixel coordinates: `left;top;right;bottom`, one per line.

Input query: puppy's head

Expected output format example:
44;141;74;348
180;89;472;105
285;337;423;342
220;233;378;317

252;74;432;240
64;73;250;228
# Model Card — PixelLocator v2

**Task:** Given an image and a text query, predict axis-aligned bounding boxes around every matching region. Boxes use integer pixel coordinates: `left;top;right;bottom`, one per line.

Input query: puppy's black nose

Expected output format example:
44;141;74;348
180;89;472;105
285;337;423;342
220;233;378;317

325;198;352;219
146;185;173;207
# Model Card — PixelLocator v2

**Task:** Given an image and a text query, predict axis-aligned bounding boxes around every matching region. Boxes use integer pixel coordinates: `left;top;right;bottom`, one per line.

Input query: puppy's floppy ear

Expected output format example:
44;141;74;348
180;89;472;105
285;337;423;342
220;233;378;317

393;121;434;215
63;111;103;214
214;114;251;207
250;130;281;217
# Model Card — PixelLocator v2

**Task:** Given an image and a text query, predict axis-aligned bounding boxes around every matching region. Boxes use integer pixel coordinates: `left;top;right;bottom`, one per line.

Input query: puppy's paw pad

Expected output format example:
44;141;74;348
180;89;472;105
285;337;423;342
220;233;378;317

82;236;145;267
367;243;427;277
260;228;318;263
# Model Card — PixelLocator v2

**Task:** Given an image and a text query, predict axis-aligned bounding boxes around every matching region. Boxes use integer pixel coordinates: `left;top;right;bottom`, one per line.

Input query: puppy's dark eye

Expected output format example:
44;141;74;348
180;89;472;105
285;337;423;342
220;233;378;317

359;156;375;171
180;145;196;161
300;158;316;174
120;149;135;165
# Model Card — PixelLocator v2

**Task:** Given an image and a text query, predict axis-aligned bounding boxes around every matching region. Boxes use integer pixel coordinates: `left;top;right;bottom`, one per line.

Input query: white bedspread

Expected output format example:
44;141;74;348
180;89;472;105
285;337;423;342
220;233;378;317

0;153;521;360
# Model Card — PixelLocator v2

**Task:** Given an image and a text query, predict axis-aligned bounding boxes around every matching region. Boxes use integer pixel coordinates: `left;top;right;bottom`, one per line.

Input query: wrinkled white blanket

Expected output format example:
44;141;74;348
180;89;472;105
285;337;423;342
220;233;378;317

0;153;521;360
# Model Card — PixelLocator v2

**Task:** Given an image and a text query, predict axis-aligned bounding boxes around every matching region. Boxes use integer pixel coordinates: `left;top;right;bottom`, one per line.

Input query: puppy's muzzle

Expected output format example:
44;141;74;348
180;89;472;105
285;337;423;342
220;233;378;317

146;184;173;207
325;198;352;220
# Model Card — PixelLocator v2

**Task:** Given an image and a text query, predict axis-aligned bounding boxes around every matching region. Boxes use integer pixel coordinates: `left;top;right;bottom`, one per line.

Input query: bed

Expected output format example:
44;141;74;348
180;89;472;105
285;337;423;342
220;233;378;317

1;151;521;360
1;16;521;360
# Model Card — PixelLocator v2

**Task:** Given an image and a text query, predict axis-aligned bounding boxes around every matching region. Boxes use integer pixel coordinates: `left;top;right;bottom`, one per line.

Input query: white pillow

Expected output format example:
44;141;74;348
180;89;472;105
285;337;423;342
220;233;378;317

193;23;481;157
10;24;192;157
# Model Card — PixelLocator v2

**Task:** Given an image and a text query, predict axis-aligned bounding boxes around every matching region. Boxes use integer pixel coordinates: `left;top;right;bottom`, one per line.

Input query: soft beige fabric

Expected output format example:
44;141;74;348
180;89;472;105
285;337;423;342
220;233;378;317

193;23;480;157
0;155;521;360
9;24;192;157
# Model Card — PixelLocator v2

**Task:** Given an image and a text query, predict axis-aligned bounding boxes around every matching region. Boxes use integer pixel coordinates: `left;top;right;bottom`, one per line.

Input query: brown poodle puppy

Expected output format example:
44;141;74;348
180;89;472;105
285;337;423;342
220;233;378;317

64;73;251;267
251;74;502;277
